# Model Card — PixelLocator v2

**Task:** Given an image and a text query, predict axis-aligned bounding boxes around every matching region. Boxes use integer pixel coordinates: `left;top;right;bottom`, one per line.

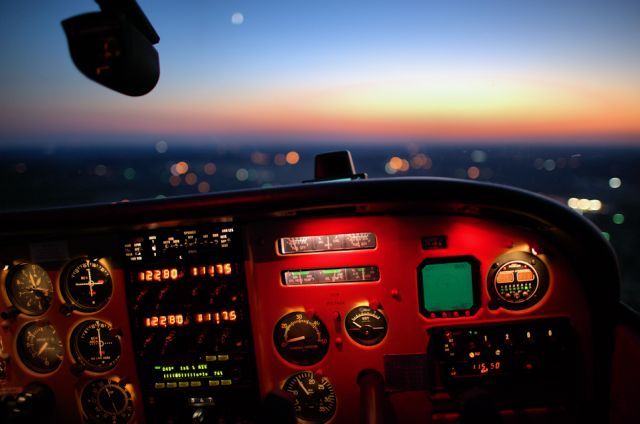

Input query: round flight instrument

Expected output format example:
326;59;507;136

6;263;53;315
345;306;388;346
81;378;134;424
274;312;330;365
60;258;113;312
17;321;64;373
488;251;549;310
71;319;122;372
283;371;337;423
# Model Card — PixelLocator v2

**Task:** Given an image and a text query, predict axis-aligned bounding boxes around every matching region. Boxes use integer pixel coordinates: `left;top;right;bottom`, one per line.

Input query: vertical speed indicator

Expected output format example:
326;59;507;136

71;319;122;372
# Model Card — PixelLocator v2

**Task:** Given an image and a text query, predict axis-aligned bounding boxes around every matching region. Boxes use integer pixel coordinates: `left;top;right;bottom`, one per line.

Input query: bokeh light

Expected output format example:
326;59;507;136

286;151;300;165
609;177;622;189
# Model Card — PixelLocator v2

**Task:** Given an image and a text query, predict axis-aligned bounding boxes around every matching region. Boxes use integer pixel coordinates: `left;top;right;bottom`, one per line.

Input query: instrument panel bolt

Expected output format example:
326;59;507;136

369;299;381;311
305;307;316;319
1;308;20;321
59;304;74;317
70;363;85;376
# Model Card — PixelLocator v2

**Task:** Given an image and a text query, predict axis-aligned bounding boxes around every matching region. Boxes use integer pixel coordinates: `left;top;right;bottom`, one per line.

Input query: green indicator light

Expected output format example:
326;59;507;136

602;232;610;241
321;269;341;274
612;213;625;225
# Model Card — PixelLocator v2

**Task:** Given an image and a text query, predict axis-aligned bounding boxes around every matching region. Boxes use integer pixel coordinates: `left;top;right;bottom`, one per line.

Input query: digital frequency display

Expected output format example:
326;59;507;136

144;310;237;328
418;256;480;318
282;266;380;285
279;232;376;254
137;263;233;282
151;362;233;388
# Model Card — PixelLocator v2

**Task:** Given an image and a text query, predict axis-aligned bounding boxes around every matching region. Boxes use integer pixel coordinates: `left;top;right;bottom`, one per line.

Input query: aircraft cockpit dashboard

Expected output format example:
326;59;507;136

0;176;620;423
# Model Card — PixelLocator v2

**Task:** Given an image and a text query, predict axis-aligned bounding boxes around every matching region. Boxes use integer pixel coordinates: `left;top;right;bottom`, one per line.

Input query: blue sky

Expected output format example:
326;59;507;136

1;0;639;144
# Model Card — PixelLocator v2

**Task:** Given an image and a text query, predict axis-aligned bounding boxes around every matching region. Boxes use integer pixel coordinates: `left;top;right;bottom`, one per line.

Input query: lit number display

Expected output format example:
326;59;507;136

190;263;233;277
143;311;237;327
137;264;233;282
138;268;181;282
196;310;237;324
145;314;186;328
472;361;502;375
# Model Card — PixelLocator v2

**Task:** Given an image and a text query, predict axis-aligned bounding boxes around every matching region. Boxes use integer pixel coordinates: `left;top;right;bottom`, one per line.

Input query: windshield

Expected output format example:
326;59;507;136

1;1;639;309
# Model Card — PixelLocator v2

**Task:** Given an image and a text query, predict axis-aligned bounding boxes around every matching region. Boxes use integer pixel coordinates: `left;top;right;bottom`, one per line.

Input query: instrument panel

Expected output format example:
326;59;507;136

247;215;593;423
0;255;143;424
0;179;614;423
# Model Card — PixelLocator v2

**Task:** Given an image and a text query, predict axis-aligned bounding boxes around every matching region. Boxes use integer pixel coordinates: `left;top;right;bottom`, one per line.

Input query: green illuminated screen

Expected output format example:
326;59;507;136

421;261;474;311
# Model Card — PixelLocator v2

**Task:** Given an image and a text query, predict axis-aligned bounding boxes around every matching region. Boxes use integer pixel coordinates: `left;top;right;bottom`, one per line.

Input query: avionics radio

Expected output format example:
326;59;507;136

123;225;258;422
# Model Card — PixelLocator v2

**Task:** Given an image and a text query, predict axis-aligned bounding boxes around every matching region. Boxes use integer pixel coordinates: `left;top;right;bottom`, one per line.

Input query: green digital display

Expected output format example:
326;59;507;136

149;361;234;389
420;260;475;312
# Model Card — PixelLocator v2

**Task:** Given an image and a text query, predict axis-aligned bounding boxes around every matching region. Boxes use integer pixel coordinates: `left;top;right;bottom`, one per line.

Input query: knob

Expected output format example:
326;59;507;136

0;382;55;424
132;287;151;311
0;307;20;320
161;331;177;355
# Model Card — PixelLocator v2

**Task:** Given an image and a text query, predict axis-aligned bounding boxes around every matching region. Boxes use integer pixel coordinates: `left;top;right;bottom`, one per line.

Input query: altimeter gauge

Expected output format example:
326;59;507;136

61;258;113;312
6;263;53;315
71;319;122;372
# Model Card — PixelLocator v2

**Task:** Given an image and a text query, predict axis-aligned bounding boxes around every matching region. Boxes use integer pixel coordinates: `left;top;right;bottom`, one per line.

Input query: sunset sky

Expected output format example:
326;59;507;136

1;0;639;144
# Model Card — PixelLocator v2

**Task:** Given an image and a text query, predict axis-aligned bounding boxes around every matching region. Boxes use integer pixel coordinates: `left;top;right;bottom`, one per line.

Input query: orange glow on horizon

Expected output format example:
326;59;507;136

11;75;640;142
